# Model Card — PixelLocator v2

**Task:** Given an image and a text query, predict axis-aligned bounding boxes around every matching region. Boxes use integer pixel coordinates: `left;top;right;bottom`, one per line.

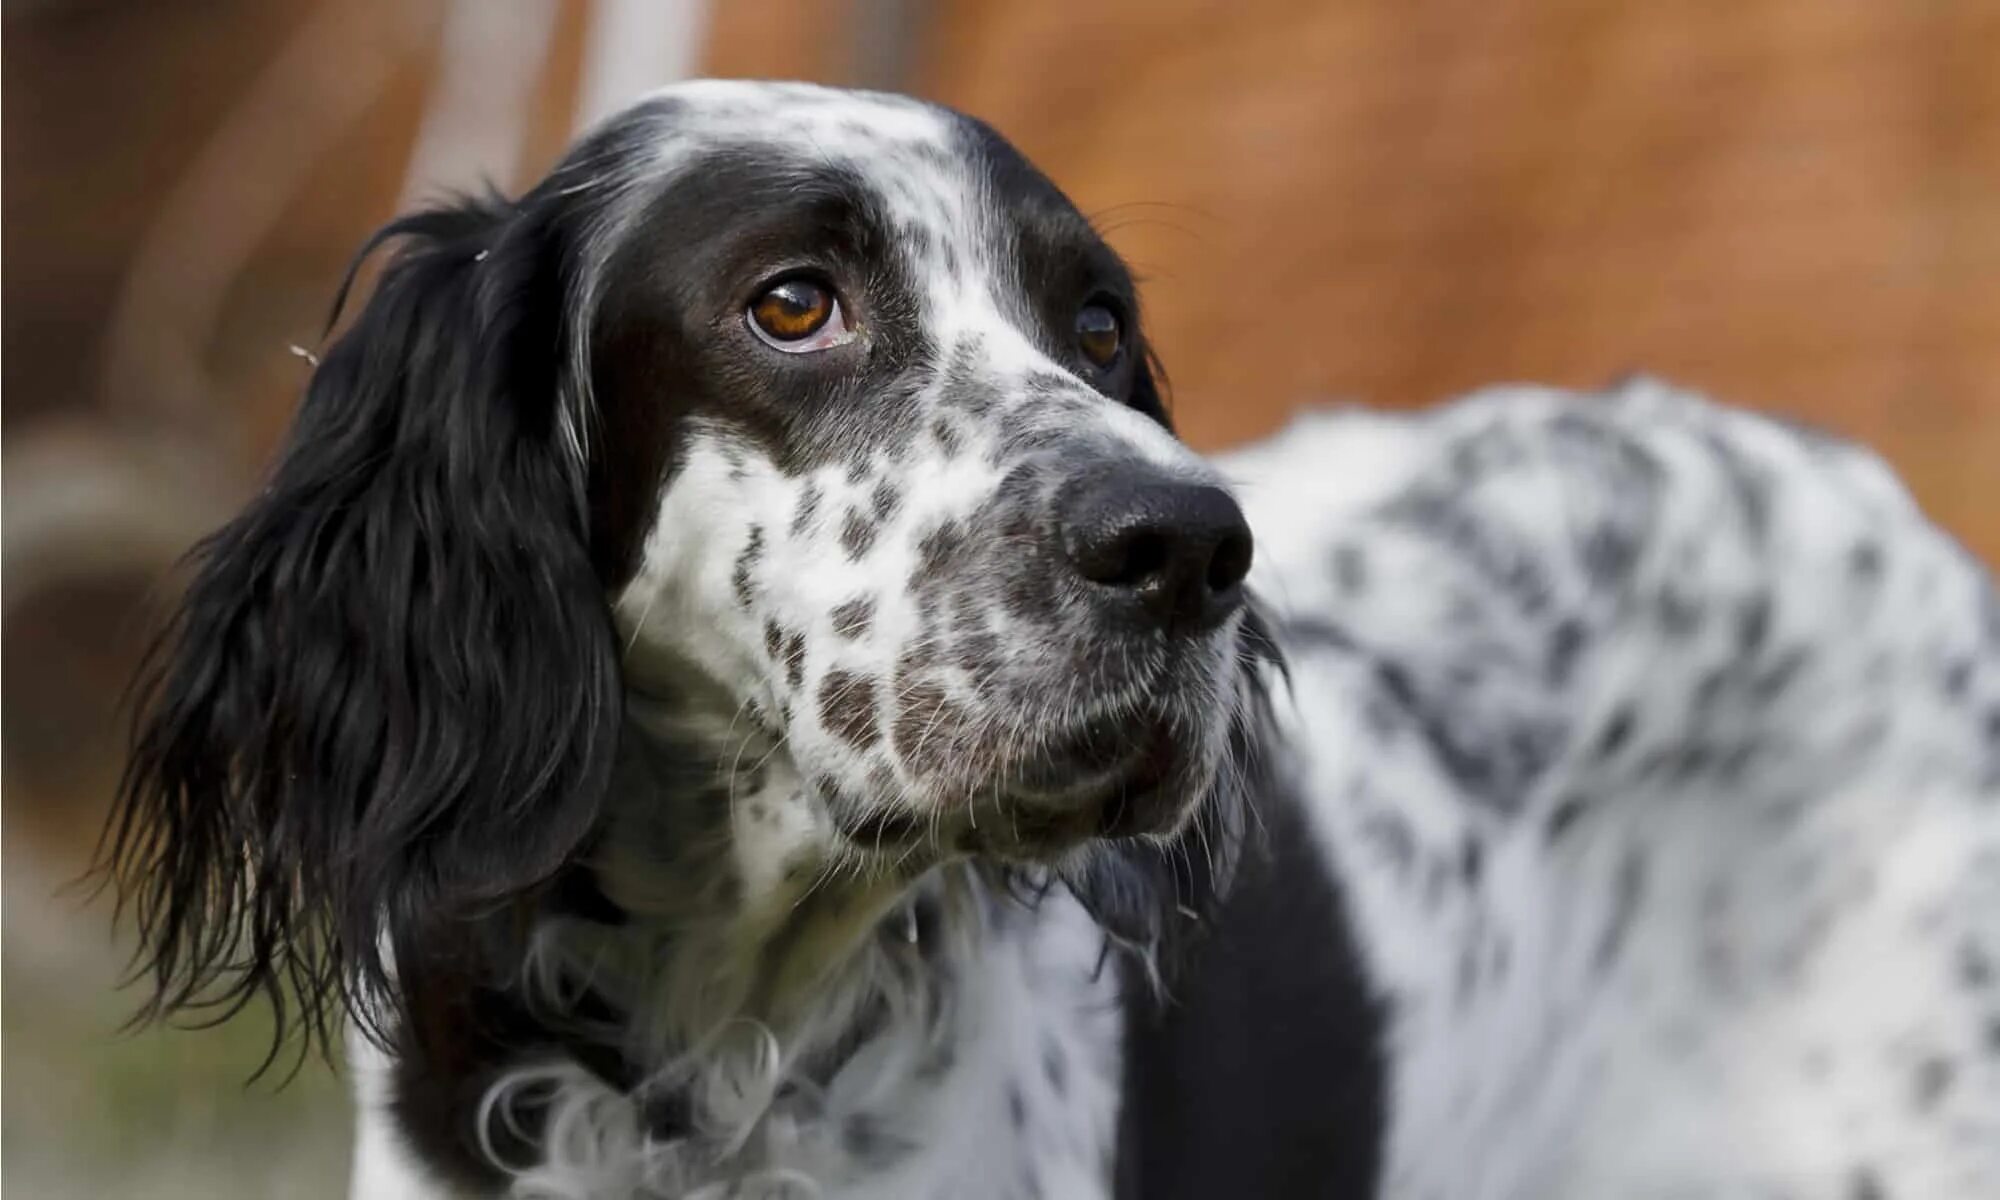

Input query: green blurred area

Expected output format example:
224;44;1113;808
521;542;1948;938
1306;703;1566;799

4;854;351;1197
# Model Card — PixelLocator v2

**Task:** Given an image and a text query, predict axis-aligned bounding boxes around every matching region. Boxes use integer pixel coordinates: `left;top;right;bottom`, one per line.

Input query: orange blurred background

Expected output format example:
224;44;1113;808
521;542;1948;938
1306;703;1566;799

5;2;1995;1195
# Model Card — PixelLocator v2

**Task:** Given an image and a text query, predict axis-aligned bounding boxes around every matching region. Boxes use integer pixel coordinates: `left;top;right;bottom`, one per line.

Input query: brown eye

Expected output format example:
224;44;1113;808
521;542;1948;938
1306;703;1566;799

1075;302;1122;368
748;278;851;352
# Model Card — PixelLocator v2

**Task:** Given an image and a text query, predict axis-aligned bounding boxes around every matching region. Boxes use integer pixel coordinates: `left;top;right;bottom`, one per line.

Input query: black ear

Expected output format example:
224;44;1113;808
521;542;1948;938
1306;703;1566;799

100;192;622;1065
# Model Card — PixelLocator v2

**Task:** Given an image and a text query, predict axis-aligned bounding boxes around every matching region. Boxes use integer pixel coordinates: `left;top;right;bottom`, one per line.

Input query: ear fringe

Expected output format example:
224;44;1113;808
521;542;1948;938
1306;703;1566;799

94;191;622;1075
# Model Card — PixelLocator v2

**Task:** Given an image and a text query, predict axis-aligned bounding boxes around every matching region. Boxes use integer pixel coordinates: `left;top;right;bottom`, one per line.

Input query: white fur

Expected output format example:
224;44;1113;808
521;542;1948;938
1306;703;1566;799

1224;379;2000;1199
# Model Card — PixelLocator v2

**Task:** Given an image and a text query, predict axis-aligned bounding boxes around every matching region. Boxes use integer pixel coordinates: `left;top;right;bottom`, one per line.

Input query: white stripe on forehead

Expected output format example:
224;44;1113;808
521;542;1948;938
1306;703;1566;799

628;80;994;278
625;79;958;170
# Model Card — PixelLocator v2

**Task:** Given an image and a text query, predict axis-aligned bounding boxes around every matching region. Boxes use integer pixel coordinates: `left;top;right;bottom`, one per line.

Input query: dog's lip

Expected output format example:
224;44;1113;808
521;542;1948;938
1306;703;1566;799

988;746;1192;848
1002;743;1148;806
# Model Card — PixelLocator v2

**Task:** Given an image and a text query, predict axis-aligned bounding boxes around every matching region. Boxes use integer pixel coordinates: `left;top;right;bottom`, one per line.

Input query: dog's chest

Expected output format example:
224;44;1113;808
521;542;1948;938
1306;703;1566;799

660;893;1126;1200
824;899;1123;1200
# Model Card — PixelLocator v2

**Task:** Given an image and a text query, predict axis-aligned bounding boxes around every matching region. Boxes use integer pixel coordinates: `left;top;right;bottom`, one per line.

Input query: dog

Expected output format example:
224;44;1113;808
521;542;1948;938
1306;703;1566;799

102;81;1999;1199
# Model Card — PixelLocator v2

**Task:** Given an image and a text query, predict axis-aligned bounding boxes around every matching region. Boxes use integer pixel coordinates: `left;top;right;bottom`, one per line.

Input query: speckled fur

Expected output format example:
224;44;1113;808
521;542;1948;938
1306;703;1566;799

273;82;2000;1199
1224;378;2000;1199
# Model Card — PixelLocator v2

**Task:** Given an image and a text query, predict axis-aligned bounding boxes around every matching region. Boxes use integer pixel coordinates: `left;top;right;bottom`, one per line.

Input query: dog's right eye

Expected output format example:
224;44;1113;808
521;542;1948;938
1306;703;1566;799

748;278;854;353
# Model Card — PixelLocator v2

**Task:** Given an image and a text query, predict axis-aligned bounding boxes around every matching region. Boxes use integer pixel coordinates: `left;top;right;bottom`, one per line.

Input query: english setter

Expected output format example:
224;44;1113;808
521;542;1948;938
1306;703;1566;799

103;81;2000;1199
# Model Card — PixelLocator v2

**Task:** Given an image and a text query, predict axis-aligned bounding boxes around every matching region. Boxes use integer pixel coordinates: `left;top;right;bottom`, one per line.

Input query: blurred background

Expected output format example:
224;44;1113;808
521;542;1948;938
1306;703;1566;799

4;0;1995;1194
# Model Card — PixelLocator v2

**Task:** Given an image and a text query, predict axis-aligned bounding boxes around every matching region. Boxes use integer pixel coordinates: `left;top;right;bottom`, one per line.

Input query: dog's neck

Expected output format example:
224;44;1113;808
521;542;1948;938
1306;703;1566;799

536;686;970;1067
490;688;1128;1197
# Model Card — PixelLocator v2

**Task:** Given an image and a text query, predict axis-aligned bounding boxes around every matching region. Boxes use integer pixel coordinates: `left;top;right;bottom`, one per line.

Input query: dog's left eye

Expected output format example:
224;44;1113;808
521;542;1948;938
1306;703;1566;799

748;278;854;353
1075;302;1122;368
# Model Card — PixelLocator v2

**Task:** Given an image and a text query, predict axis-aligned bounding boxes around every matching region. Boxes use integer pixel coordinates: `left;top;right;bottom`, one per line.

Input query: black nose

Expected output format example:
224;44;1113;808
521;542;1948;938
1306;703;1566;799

1060;468;1253;634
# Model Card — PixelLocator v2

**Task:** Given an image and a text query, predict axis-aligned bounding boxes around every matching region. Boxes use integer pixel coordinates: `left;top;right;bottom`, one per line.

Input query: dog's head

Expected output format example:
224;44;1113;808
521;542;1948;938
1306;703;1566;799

107;82;1264;1053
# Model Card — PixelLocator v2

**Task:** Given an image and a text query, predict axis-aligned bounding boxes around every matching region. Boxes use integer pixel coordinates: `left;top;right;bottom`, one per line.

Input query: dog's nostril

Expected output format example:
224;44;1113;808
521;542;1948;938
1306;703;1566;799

1207;528;1253;593
1095;530;1171;588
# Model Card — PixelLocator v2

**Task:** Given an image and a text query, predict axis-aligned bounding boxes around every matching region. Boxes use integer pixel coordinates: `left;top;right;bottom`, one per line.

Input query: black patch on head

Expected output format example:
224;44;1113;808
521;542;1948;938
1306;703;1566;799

841;508;879;560
953;113;1155;413
1006;1081;1028;1130
818;670;883;750
592;141;940;482
830;597;876;640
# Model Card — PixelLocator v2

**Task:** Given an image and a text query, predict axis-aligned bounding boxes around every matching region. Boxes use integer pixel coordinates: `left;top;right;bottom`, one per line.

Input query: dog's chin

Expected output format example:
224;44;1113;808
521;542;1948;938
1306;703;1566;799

822;645;1241;868
823;720;1219;868
959;712;1222;863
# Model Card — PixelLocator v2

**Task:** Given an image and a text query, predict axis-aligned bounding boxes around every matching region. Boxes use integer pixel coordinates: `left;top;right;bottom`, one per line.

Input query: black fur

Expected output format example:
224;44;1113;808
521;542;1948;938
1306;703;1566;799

100;188;624;1070
1115;770;1385;1200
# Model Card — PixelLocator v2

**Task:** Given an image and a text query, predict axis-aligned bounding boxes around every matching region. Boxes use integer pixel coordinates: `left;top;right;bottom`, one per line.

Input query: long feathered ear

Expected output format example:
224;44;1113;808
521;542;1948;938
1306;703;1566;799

99;191;623;1068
